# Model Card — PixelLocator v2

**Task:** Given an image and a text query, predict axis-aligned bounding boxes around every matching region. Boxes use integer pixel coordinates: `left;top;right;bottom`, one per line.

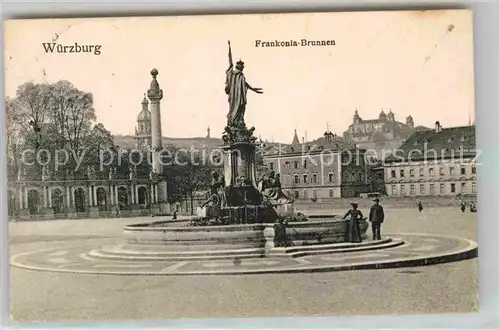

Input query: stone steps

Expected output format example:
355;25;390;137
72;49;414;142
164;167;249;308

83;238;402;262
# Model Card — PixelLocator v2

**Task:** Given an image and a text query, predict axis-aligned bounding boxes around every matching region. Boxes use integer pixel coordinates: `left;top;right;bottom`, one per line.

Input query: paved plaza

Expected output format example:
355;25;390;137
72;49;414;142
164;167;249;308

9;207;478;323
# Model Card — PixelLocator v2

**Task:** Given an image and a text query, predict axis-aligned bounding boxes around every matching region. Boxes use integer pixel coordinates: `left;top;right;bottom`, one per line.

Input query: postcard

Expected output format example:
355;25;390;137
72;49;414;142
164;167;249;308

4;10;477;323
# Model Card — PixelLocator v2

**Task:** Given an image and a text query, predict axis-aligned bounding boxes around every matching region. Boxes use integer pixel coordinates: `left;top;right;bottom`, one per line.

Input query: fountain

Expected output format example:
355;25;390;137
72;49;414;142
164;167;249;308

111;41;374;261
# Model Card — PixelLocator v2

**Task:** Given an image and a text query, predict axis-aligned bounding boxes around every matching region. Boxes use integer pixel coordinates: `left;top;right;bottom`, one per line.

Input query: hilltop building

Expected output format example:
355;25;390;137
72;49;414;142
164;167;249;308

343;110;427;159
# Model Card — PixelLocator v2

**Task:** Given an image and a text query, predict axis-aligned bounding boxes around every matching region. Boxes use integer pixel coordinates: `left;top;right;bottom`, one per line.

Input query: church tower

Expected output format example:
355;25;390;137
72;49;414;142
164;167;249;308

135;94;152;149
207;126;211;138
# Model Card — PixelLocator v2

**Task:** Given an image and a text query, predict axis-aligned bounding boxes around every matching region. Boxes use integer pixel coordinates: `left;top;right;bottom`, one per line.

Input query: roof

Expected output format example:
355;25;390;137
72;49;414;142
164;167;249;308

385;125;476;162
263;133;355;156
137;109;151;121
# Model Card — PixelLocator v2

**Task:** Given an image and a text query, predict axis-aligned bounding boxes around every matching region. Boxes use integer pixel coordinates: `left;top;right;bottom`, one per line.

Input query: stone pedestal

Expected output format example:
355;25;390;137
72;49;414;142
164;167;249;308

222;142;262;207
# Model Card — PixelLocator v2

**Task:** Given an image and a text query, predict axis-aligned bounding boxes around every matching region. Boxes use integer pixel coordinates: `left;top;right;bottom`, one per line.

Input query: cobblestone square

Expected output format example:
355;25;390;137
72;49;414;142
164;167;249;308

9;206;478;323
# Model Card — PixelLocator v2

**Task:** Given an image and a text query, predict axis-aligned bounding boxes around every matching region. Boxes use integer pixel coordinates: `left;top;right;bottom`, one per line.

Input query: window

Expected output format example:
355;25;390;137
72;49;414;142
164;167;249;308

269;163;274;171
419;184;425;194
391;170;396;178
472;166;476;174
358;172;363;181
410;184;416;195
430;184;435;195
303;174;308;184
400;185;405;195
313;190;317;198
472;182;476;193
461;182;466;193
312;174;318;184
284;161;290;169
450;183;456;193
439;167;444;176
429;168;435;176
329;189;334;198
410;169;415;177
328;172;334;183
400;169;405;177
419;168;424;177
294;190;299;199
303;159;307;168
440;183;445;193
303;190;309;199
450;167;455;175
294;175;299;184
294;161;299;169
391;185;397;195
460;166;466;175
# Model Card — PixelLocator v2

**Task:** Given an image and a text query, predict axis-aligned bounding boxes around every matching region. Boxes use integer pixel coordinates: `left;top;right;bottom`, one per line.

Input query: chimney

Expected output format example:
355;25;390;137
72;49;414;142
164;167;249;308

435;121;442;133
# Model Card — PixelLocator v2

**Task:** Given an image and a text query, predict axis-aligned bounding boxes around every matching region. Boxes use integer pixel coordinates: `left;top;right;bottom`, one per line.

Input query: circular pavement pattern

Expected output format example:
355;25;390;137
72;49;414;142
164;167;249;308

10;233;477;276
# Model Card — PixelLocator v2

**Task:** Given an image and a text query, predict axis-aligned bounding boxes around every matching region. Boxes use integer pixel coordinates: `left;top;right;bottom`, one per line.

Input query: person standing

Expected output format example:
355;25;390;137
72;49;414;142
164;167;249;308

342;203;363;243
369;198;385;240
460;201;466;212
418;201;423;213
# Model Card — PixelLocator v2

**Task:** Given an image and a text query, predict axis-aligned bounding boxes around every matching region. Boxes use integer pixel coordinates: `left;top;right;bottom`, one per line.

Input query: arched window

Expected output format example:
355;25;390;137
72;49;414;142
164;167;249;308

410;169;415;177
419;168;424;177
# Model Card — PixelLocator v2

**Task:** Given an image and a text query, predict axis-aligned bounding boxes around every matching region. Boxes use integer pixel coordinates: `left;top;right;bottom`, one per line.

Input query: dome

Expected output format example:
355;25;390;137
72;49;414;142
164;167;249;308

137;109;151;121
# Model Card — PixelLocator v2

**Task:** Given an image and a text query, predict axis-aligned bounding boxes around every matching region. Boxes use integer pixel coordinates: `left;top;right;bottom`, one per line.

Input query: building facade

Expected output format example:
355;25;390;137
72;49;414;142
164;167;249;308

384;122;476;197
262;132;371;200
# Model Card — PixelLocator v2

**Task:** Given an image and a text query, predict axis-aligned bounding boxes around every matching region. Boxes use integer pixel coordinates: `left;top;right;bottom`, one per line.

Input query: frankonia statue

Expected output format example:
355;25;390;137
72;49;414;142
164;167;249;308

225;40;263;128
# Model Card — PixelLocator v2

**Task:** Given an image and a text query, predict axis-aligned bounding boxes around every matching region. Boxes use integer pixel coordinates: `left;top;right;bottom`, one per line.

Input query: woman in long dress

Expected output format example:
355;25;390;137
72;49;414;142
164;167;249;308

342;203;363;243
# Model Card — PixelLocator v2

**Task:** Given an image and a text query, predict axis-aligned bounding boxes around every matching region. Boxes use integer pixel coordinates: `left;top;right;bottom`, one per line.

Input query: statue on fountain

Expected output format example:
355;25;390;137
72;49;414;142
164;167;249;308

222;40;263;145
259;171;291;206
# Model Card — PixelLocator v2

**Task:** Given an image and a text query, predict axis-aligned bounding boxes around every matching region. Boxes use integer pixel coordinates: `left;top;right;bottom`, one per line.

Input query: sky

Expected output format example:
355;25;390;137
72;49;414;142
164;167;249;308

4;10;475;144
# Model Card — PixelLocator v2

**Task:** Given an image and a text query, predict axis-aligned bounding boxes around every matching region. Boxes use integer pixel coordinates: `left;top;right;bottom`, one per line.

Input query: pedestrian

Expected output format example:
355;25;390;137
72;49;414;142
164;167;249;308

342;202;363;243
369;197;384;240
460;201;466;213
173;210;177;220
418;201;423;213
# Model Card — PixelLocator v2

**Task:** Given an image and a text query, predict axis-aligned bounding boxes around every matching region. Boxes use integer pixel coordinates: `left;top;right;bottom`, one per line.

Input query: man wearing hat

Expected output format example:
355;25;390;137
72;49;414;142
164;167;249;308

369;197;385;240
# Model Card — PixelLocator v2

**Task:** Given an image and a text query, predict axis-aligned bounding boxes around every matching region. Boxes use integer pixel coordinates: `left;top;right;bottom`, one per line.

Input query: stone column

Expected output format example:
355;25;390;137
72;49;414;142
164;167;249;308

109;185;114;205
18;188;23;209
48;188;52;208
23;186;28;208
114;186;118;204
87;186;93;206
93;186;98;206
135;185;139;204
131;184;135;205
66;186;70;208
154;185;158;203
43;186;48;208
150;185;154;204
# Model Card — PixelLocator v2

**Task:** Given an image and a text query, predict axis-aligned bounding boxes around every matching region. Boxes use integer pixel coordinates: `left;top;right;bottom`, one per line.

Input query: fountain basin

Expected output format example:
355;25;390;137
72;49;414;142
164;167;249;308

123;216;369;252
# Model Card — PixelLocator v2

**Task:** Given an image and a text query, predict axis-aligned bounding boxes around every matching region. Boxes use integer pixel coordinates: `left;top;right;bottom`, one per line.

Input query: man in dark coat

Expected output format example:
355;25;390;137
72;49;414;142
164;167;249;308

369;198;384;240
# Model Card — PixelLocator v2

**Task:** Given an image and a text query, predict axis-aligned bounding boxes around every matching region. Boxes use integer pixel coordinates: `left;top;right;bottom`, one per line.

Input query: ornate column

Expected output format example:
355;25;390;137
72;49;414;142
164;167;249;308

150;185;154;204
135;185;139;204
109;185;114;205
114;185;118;204
154;185;158;203
147;68;164;175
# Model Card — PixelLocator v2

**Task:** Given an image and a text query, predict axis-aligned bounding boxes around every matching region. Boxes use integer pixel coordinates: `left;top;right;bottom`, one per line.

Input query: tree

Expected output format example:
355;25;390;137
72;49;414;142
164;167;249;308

165;149;213;214
7;80;113;180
